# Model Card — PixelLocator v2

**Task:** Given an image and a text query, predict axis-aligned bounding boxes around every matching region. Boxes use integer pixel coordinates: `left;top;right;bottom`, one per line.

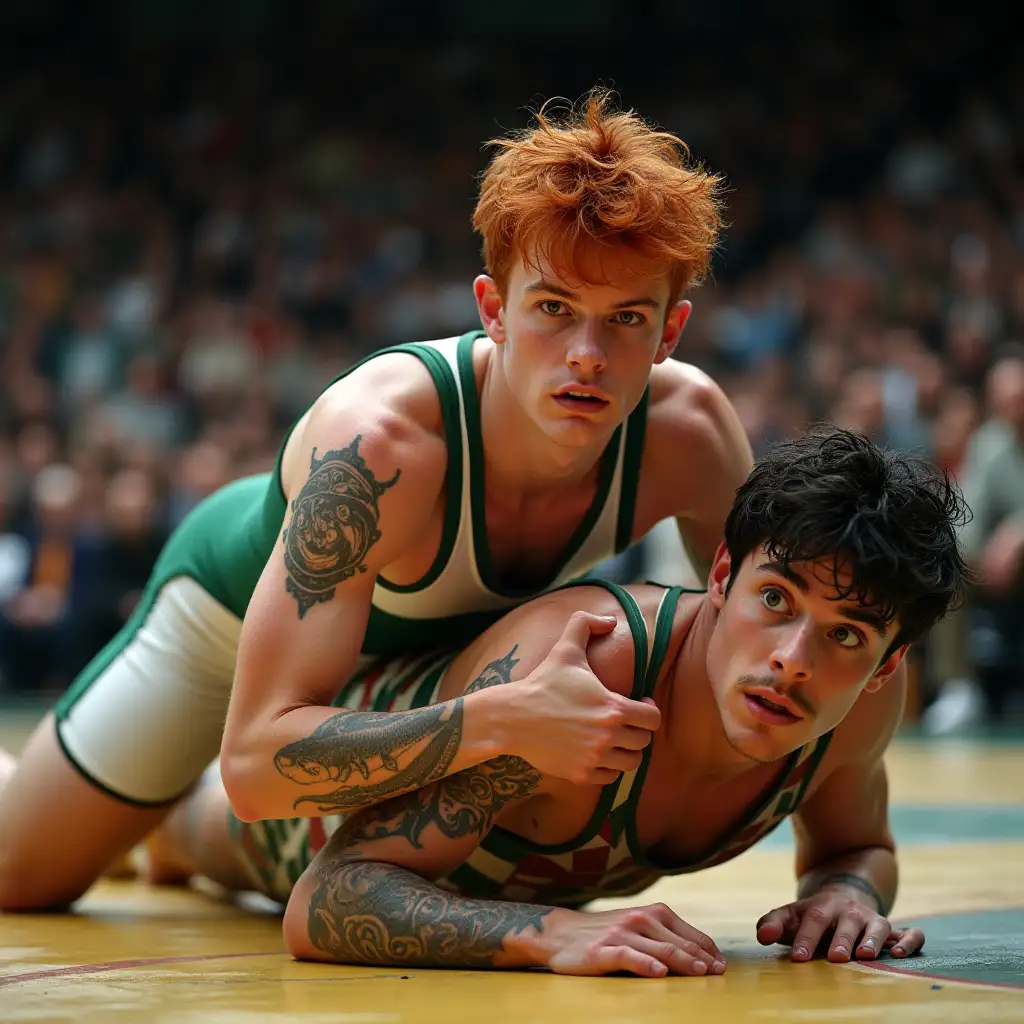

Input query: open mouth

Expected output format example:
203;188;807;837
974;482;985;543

554;390;609;412
744;692;802;725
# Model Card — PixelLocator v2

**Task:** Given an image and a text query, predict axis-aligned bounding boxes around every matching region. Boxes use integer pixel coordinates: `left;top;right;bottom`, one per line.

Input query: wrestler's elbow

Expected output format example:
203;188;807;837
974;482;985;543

220;710;286;822
219;685;290;822
220;748;263;823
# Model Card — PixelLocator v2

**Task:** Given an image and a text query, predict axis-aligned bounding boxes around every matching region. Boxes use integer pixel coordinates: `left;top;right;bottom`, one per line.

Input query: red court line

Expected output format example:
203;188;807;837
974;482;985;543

0;950;284;988
856;904;1024;991
862;960;1024;990
6;908;1021;990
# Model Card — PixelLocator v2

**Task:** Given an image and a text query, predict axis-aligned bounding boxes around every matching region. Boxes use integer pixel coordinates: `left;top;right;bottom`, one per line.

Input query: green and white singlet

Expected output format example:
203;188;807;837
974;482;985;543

235;581;834;907
53;330;650;805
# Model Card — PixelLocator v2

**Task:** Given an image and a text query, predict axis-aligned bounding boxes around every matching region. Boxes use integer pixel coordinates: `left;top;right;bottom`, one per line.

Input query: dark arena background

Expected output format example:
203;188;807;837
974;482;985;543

0;2;1021;1020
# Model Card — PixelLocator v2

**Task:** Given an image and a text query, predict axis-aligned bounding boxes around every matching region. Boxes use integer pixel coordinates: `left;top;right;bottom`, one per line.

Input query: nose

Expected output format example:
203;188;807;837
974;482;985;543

566;321;607;376
769;622;813;682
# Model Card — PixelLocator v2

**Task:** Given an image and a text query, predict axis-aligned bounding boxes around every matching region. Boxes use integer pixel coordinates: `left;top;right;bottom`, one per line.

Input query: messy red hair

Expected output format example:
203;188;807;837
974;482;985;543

473;89;725;307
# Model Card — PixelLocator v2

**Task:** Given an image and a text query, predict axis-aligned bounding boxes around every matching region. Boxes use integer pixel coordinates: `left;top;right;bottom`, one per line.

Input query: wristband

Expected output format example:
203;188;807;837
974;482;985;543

817;872;888;915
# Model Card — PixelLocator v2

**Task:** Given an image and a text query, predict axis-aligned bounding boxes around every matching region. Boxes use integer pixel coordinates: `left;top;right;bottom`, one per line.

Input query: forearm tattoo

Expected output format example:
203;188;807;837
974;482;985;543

283;437;400;619
813;873;888;915
303;647;547;967
275;703;463;813
340;647;536;845
307;859;551;968
275;648;524;815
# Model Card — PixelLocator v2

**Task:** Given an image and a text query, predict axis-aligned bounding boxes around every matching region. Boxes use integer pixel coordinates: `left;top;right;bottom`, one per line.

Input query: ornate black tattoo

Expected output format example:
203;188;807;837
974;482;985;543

463;646;519;696
300;647;548;968
274;647;525;815
306;860;551;967
341;752;540;850
329;647;538;847
813;873;888;915
275;703;464;814
283;437;400;619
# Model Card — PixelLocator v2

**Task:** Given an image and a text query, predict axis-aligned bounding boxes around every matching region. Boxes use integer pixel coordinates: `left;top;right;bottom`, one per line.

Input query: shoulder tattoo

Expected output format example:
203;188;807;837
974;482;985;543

283;435;401;618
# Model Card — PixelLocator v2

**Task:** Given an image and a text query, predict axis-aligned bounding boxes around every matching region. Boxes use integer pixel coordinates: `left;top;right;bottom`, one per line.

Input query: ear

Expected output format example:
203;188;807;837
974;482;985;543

864;644;910;693
653;299;691;365
707;540;731;609
474;276;506;344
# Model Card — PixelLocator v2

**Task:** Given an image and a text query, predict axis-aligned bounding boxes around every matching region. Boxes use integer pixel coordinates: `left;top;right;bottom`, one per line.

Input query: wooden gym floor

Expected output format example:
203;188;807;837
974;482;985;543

0;708;1021;1023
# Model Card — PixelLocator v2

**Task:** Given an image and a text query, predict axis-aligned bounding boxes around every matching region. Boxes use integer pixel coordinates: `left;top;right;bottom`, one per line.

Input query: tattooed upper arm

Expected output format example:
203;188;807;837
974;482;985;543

227;401;446;747
275;387;448;616
283;436;402;619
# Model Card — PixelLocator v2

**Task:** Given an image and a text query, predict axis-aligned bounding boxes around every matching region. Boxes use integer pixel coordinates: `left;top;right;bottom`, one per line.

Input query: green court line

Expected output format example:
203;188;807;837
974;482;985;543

759;804;1024;849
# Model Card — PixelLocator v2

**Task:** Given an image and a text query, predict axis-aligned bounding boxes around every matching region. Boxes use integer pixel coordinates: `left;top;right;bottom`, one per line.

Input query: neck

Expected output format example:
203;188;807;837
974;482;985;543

662;600;766;783
477;344;617;499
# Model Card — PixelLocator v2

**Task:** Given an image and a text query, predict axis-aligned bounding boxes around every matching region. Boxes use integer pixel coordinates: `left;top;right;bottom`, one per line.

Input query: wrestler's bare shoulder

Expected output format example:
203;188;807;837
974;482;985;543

648;356;728;412
439;584;701;705
313;350;446;438
645;359;745;451
634;360;753;538
281;350;447;494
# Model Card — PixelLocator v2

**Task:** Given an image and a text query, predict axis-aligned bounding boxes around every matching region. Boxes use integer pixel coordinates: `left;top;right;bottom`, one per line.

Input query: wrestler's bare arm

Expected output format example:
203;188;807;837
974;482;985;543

790;668;906;912
222;363;523;823
222;373;661;825
281;616;722;979
753;668;927;964
793;754;898;913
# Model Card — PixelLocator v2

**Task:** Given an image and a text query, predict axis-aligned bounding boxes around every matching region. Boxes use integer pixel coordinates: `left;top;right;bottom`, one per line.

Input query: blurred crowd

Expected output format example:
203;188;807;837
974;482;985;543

0;9;1021;731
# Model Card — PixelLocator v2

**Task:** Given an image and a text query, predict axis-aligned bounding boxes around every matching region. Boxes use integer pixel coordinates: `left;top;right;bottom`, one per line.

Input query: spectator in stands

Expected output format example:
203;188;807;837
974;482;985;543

0;13;1020;716
957;355;1024;721
0;465;104;692
81;468;168;655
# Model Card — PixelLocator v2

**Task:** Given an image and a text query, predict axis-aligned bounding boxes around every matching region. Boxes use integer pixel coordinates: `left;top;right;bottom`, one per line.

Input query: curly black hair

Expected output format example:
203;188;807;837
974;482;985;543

724;427;972;654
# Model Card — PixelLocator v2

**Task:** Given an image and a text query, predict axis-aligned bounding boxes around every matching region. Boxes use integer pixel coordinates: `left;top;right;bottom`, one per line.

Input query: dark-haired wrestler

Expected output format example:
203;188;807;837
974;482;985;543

147;428;969;978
